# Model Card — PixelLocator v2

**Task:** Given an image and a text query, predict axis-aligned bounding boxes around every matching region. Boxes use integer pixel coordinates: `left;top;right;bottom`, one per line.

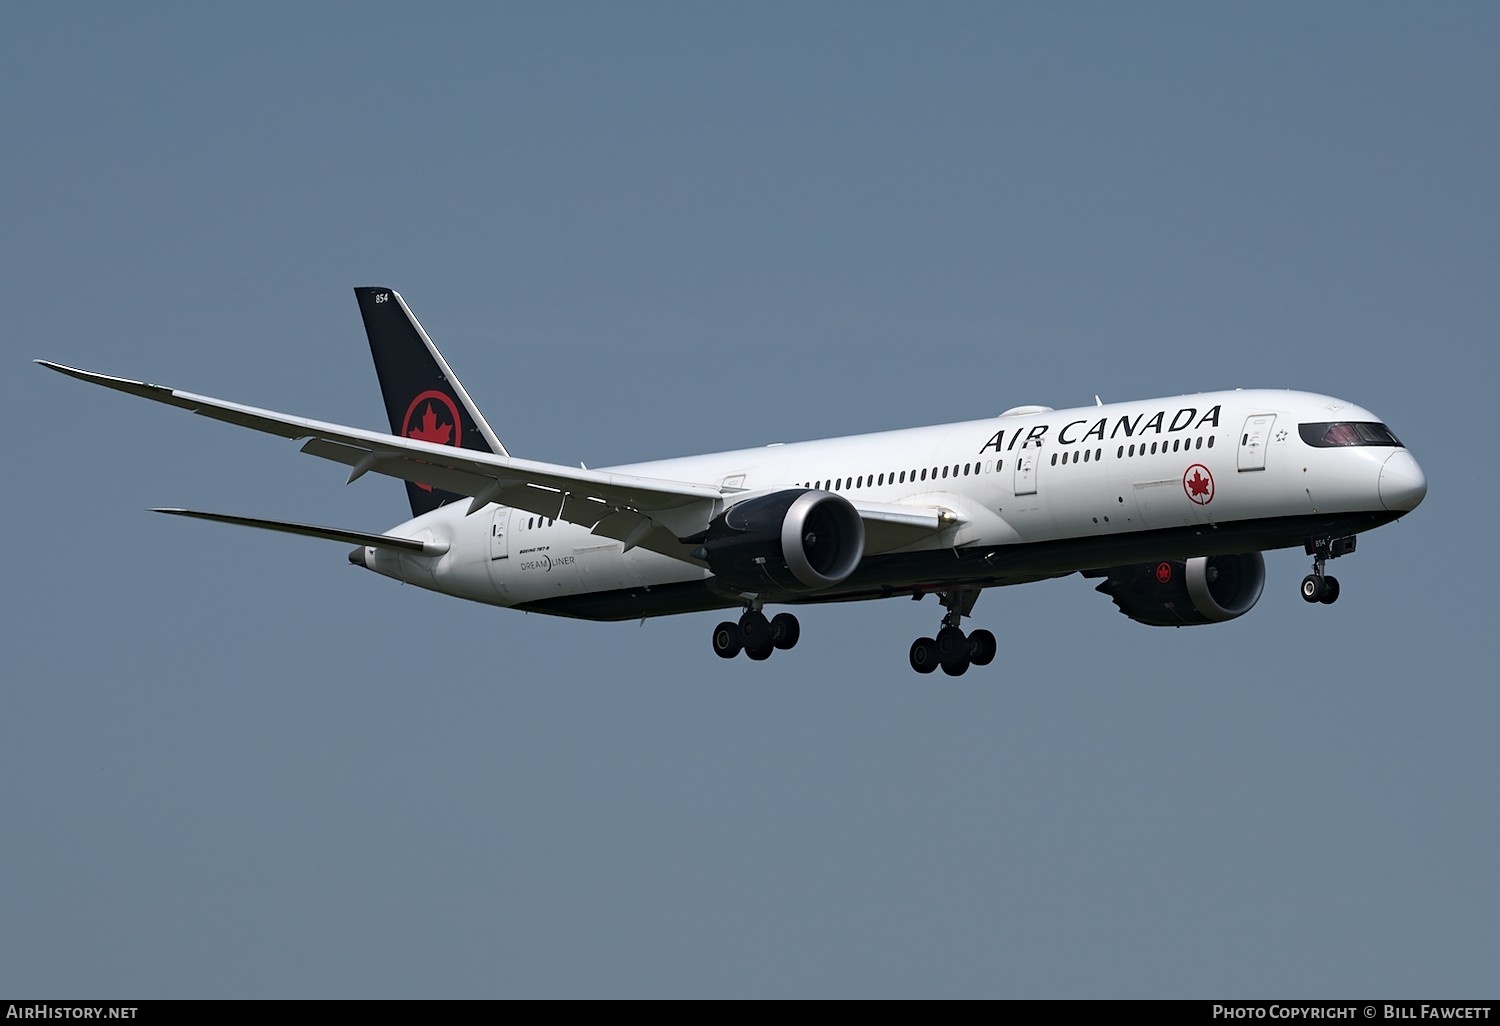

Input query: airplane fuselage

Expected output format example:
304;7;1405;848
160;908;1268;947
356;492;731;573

360;388;1425;621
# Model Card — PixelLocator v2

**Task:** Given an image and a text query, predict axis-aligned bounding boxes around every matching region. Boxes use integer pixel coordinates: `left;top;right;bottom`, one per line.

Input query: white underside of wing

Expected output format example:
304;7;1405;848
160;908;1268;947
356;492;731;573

848;499;956;554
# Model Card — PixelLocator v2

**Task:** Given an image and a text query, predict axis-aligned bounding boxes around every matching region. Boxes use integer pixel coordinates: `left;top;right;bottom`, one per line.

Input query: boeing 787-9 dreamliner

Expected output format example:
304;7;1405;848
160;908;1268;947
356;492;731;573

38;288;1427;675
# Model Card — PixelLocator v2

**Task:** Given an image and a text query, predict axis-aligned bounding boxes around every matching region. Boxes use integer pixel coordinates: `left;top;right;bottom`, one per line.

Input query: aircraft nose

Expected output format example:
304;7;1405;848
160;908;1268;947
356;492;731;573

1379;451;1427;511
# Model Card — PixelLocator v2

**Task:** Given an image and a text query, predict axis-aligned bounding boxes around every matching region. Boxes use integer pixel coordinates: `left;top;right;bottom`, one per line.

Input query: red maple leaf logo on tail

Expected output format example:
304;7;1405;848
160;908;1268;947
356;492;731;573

400;391;463;494
408;402;452;445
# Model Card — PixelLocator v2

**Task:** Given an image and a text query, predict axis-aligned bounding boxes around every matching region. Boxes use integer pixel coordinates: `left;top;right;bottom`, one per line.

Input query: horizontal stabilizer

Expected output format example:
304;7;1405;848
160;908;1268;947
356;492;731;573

151;508;448;554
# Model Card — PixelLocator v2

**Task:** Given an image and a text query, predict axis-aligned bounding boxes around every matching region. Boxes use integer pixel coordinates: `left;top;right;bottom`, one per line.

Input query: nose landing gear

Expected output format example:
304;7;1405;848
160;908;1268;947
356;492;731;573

1301;536;1355;605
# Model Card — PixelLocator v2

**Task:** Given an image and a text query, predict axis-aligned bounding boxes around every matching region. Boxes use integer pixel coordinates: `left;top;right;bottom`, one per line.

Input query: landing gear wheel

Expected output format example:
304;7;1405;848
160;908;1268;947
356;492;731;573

1301;574;1325;603
1303;536;1354;608
936;625;970;675
739;610;772;652
739;610;774;660
1319;575;1341;605
769;612;801;650
712;621;742;659
936;625;967;662
745;640;774;661
909;637;938;674
968;629;997;667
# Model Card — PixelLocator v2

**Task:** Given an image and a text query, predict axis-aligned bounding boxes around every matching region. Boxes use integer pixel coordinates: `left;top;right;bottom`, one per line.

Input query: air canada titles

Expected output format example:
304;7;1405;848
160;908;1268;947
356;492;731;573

978;404;1222;454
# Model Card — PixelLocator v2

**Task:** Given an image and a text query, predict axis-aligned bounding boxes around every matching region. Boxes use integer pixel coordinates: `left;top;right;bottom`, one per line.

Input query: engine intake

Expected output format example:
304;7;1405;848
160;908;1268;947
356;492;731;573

1088;552;1266;627
697;489;865;593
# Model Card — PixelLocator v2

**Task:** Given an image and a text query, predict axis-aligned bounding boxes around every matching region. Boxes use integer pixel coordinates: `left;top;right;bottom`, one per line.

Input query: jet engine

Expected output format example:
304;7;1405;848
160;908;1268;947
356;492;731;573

695;489;865;593
1087;552;1266;627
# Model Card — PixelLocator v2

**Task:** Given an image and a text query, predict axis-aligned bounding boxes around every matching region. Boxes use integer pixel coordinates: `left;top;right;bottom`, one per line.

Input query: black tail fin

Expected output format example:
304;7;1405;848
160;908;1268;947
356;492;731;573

354;287;507;518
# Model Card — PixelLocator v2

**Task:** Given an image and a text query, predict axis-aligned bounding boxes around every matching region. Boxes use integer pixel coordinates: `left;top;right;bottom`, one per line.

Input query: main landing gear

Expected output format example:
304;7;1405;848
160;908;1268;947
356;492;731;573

712;606;800;661
708;589;1000;674
908;589;996;677
1301;535;1356;605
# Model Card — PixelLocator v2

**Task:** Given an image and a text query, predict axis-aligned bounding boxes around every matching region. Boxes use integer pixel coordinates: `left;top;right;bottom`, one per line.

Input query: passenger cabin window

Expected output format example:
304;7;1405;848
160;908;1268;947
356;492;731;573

1299;422;1403;448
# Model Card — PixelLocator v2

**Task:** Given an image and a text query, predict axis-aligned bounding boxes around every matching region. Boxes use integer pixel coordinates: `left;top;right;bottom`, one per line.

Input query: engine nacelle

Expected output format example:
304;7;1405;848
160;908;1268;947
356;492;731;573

1088;552;1266;627
696;489;865;593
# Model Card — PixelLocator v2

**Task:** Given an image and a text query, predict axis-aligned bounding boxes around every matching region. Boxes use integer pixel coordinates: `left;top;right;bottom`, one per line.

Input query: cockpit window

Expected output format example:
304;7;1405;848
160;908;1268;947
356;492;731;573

1299;422;1403;448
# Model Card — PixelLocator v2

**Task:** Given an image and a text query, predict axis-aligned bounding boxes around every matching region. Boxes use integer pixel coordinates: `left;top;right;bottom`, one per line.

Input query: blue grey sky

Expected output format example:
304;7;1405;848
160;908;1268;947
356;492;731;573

4;3;1496;998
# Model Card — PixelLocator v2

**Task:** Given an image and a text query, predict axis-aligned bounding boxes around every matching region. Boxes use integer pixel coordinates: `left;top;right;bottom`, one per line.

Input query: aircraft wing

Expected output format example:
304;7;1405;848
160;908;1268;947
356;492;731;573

37;361;957;563
845;498;956;553
36;361;722;560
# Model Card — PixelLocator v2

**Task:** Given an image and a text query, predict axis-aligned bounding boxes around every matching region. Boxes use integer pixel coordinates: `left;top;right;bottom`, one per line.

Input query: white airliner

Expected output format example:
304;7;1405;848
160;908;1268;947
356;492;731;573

37;288;1427;675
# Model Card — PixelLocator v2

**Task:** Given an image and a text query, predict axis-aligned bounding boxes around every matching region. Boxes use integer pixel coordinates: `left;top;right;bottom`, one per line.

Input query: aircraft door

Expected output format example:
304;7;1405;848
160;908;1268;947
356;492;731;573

1238;415;1275;472
489;507;511;561
1013;444;1039;496
485;507;513;596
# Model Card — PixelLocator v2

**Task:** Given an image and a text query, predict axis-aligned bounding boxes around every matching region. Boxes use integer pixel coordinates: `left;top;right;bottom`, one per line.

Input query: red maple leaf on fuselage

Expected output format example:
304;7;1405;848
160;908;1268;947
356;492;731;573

1188;470;1211;497
408;402;452;445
